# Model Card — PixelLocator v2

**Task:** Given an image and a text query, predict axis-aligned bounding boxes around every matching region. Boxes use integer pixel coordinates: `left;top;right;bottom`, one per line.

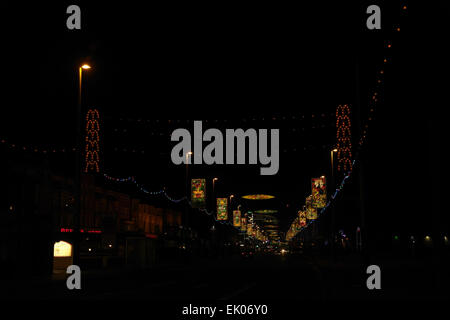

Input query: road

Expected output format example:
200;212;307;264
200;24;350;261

3;253;449;301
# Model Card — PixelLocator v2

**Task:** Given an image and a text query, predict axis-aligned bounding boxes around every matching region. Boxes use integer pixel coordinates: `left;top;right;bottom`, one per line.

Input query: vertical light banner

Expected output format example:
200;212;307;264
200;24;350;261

233;210;241;227
299;210;307;227
216;198;228;220
247;224;253;236
311;177;327;208
191;179;206;208
241;217;247;231
306;195;318;220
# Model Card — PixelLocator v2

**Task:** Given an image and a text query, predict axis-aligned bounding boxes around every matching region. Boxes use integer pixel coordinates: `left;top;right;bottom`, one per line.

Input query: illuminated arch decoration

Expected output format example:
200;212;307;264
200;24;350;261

85;109;100;173
242;194;275;200
254;209;278;214
336;104;352;172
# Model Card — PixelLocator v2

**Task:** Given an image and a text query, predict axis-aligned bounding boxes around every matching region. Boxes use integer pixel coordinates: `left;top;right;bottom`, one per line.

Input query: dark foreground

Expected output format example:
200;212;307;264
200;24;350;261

2;252;449;302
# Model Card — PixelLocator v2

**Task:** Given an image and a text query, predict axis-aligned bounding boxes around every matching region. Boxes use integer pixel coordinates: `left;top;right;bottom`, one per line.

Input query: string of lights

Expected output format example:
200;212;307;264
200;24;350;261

111;122;333;136
0;137;76;154
114;112;335;126
286;160;355;241
103;173;235;226
287;3;410;241
109;143;335;155
358;3;408;149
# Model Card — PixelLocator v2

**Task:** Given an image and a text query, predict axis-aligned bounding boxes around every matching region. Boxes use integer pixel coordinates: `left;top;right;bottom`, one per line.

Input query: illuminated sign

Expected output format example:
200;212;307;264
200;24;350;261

216;198;228;220
306;195;318;219
191;179;206;208
311;176;327;208
233;210;241;227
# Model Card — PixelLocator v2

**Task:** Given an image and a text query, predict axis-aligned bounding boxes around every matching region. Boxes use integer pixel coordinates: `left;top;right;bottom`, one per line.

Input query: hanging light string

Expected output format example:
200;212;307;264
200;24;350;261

285;160;355;241
358;3;408;149
286;3;409;241
0;137;76;154
113;112;335;127
103;173;234;226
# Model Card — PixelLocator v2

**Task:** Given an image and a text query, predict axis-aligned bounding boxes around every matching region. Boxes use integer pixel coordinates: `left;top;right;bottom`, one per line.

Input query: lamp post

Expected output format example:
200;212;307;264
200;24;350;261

185;152;193;229
212;177;218;212
212;177;218;196
229;194;234;212
330;148;337;260
74;64;91;265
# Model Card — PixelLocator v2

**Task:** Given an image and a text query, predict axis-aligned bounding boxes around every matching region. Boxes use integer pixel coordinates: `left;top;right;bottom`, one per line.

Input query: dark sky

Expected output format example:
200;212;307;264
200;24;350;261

2;1;447;237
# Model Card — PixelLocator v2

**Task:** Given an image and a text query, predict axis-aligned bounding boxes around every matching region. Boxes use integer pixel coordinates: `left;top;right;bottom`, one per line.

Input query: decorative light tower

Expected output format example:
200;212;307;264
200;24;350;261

84;109;101;173
336;104;352;173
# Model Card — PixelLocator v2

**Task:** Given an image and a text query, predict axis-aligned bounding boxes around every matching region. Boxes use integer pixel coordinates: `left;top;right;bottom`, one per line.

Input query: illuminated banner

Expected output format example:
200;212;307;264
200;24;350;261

233;210;241;227
191;179;206;208
299;210;307;227
241;217;247;231
247;224;253;236
306;195;318;220
311;176;327;208
293;217;301;231
216;198;228;220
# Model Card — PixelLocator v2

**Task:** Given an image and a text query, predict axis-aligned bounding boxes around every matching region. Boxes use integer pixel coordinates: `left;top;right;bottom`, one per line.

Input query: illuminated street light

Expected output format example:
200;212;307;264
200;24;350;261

74;63;92;265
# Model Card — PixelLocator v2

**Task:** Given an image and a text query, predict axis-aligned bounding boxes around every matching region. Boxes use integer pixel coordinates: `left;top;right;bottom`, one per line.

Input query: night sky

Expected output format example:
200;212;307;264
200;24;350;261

2;2;447;240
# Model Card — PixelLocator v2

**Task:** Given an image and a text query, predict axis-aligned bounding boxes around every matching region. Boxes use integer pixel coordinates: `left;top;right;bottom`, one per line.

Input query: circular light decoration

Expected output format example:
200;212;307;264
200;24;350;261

242;194;275;200
254;209;278;214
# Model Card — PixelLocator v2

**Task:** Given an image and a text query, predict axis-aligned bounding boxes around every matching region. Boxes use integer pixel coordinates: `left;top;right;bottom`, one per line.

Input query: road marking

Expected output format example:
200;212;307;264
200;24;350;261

218;282;257;301
193;282;209;289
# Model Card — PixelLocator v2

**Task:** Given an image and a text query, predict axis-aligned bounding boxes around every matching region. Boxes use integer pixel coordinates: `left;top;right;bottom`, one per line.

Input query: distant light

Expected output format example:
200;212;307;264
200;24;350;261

425;236;431;240
108;244;112;248
332;149;338;152
81;64;91;69
88;248;92;252
394;235;399;240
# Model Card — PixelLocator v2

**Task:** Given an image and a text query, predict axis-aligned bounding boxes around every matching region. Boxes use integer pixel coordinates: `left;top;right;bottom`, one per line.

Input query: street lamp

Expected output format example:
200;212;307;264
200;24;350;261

330;148;338;260
212;177;218;194
185;151;193;229
74;63;91;265
331;148;338;178
229;194;234;211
